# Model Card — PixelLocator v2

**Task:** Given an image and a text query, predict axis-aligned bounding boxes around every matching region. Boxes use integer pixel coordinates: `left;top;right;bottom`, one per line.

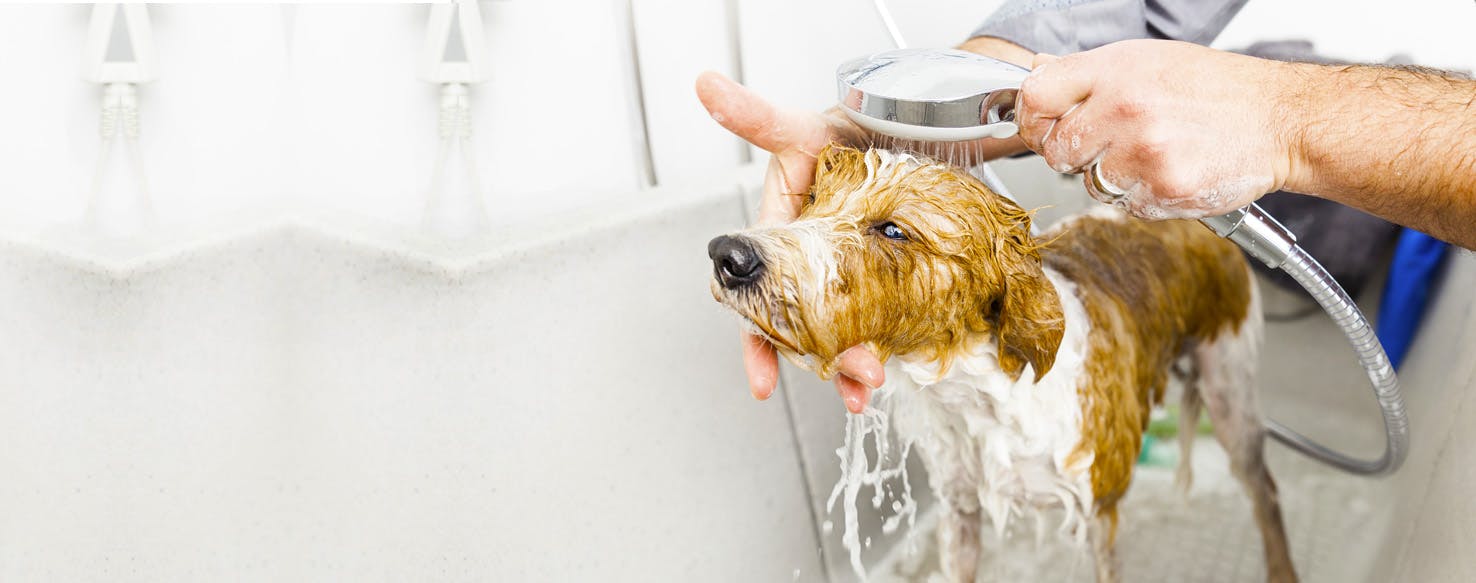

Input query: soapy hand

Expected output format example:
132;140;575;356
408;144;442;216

1015;39;1297;219
695;71;884;413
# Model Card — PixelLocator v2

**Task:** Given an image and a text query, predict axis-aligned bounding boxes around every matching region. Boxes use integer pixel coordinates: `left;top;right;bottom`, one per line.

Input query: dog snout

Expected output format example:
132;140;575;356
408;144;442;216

707;235;765;289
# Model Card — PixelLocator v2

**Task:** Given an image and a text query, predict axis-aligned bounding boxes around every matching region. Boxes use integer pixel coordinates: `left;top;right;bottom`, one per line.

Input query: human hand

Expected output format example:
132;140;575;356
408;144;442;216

695;72;884;413
1014;39;1298;219
695;36;1035;413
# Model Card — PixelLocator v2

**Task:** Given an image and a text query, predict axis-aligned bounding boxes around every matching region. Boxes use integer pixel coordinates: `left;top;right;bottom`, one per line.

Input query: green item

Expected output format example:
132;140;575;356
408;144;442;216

1139;404;1214;467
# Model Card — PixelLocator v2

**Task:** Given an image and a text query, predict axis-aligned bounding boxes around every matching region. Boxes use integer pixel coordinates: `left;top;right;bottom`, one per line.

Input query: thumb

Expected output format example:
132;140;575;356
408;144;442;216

1031;52;1061;69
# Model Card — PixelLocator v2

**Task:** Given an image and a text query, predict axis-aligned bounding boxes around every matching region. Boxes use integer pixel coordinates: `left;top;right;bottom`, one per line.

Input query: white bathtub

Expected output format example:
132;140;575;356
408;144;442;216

0;158;1470;582
0;167;827;581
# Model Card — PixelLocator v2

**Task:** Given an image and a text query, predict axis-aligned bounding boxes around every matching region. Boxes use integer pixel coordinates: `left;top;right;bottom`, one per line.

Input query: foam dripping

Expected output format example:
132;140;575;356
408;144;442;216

825;400;918;580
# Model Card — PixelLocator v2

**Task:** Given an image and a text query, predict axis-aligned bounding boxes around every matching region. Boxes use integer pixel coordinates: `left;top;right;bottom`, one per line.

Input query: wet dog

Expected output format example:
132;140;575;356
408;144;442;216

707;146;1295;582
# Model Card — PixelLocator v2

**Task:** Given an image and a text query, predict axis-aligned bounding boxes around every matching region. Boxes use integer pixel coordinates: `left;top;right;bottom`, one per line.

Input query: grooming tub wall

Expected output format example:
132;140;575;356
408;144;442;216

0;177;830;581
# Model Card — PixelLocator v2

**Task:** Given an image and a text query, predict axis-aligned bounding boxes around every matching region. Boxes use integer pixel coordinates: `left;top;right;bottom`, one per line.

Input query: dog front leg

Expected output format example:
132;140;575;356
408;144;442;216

937;507;981;583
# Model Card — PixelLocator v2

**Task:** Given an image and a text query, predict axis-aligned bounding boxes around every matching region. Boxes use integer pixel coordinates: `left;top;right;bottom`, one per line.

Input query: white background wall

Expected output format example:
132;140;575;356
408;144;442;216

0;0;1472;237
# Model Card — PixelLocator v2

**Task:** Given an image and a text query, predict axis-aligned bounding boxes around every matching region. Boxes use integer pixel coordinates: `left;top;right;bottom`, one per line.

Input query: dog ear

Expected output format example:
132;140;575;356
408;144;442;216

994;256;1065;383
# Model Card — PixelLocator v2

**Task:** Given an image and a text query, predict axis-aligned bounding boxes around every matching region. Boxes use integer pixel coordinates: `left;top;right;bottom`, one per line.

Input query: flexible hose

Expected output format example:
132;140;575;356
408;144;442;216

1265;245;1410;475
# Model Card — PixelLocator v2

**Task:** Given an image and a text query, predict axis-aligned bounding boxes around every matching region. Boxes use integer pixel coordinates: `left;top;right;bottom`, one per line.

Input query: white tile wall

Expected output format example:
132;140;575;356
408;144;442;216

0;1;1469;232
631;0;746;187
0;5;102;227
0;3;648;232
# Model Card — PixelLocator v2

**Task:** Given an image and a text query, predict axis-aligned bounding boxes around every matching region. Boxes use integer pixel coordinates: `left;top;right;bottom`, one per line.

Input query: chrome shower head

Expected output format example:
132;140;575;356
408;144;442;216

837;48;1029;142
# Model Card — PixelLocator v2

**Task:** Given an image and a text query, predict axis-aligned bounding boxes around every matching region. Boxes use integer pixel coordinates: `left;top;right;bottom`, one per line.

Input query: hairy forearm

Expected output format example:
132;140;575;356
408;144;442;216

1278;61;1476;248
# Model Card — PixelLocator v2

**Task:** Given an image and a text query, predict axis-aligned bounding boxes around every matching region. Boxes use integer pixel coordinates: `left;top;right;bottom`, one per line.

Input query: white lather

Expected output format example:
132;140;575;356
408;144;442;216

882;267;1097;543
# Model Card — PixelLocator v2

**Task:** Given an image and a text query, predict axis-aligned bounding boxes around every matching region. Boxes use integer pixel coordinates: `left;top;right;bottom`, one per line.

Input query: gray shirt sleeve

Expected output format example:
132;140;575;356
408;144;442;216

971;0;1249;55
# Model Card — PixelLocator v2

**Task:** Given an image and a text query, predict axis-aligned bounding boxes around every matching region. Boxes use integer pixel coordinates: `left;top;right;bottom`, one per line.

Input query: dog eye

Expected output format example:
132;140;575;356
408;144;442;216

874;222;909;241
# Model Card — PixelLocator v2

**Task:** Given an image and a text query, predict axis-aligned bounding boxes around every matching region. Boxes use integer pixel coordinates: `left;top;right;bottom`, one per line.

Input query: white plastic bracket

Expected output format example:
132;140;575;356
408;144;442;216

83;3;157;85
81;3;157;236
419;1;490;237
419;1;488;85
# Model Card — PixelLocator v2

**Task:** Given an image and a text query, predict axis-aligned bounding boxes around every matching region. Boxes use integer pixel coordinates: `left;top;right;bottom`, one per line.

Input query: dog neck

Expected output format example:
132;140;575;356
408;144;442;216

882;266;1097;541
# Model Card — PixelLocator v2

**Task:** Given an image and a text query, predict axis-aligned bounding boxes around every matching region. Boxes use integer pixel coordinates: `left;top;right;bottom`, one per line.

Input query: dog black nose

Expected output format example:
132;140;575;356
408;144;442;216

708;235;765;289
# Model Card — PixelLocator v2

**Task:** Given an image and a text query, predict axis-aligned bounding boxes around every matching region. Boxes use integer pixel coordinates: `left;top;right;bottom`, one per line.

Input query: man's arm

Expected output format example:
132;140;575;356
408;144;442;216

1278;63;1476;248
1012;39;1476;249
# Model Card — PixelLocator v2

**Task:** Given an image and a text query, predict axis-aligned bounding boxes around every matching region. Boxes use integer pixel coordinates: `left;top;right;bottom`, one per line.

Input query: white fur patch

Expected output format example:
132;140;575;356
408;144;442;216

788;219;839;304
881;268;1096;543
853;150;925;196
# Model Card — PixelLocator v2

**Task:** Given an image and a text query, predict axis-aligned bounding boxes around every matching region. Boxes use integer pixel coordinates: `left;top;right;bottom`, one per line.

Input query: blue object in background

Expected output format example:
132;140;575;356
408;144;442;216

1376;229;1451;369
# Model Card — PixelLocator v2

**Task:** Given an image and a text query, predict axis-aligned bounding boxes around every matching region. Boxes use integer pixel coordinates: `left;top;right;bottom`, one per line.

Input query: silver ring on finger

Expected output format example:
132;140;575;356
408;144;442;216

1087;162;1129;202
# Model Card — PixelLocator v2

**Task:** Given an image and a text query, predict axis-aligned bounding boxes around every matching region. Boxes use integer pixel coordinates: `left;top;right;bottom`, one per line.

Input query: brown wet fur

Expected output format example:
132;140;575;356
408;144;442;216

1045;213;1264;583
709;145;1291;582
738;145;1065;381
1043;216;1251;510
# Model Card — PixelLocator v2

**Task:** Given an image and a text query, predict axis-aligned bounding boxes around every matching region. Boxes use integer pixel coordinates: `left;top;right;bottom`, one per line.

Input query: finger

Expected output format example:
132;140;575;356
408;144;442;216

835;345;885;389
757;156;808;226
1015;54;1095;154
695;71;829;155
1035;100;1109;175
740;330;780;401
835;374;872;414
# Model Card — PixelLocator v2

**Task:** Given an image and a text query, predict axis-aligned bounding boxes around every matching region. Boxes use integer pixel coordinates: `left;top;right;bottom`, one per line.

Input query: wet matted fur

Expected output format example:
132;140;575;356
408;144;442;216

709;146;1295;583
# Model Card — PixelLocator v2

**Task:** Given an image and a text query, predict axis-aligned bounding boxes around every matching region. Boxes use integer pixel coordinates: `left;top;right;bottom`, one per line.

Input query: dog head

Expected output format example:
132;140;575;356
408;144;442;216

708;145;1064;381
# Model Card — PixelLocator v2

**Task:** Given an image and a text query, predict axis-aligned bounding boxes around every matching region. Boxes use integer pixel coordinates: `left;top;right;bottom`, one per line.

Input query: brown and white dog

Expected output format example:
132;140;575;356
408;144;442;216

707;146;1295;583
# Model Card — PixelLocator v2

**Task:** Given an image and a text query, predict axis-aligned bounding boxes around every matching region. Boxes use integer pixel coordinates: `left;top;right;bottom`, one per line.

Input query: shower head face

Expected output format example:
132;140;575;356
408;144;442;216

837;48;1029;142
